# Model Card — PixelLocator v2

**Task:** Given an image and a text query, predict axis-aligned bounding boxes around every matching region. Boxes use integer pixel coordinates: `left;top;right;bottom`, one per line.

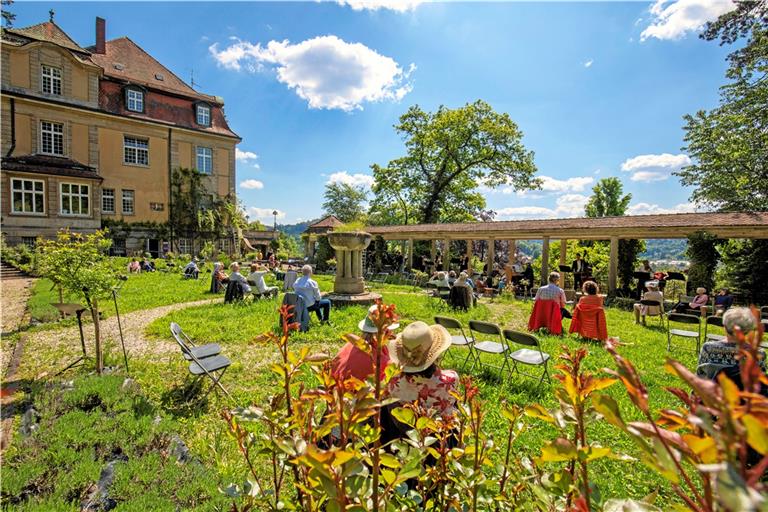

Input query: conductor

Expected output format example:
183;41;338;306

571;253;588;290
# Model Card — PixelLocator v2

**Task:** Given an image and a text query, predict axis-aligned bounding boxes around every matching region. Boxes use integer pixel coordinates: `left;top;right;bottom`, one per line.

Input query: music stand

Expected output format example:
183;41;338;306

52;303;87;375
111;276;130;373
558;265;573;289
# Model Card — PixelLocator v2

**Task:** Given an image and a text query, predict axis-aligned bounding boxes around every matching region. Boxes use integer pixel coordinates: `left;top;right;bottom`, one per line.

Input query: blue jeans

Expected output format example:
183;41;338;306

307;298;331;322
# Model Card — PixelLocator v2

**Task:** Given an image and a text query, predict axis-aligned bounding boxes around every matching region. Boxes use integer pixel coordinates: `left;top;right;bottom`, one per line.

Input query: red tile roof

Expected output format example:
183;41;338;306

309;215;344;229
3;22;90;54
89;37;217;103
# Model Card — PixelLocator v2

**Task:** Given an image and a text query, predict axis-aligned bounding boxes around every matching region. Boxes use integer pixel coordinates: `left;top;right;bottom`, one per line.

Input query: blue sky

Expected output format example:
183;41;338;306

13;1;736;224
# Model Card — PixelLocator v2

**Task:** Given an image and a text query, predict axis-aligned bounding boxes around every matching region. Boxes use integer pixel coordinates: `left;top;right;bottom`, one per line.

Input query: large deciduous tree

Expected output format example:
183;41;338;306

676;2;767;212
322;182;368;223
369;100;539;225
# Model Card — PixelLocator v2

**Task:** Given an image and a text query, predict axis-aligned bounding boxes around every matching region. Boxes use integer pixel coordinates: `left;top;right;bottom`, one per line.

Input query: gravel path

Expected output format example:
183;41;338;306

1;276;34;335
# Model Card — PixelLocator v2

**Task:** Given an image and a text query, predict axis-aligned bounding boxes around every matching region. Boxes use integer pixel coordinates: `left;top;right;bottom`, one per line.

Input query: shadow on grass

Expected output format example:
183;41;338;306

159;379;211;418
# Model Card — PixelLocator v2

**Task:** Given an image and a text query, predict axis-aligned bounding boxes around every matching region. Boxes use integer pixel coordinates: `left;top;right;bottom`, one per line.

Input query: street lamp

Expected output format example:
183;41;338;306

273;210;278;232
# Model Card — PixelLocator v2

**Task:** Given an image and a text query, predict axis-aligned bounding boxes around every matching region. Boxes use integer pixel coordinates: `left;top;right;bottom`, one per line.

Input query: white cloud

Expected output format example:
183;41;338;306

210;35;414;111
236;148;258;161
583;59;593;68
510;175;594;196
630;171;669;182
641;0;735;41
627;202;698;215
239;179;264;190
496;206;557;220
246;207;286;220
327;171;375;188
335;0;425;12
555;193;590;218
621;152;691;182
495;193;589;220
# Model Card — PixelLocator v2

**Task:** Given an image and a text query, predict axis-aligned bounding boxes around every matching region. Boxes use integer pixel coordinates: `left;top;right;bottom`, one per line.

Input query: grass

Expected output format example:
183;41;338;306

9;270;708;507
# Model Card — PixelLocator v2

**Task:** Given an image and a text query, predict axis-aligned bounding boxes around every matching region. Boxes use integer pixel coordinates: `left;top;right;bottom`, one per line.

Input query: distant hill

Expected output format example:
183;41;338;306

514;239;688;262
277;220;316;237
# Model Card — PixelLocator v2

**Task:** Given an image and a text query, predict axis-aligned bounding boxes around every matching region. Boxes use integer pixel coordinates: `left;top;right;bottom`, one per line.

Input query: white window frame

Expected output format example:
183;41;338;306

40;121;64;156
102;188;115;214
41;65;62;95
59;183;90;216
177;238;192;255
196;104;210;126
196;146;213;175
123;136;149;166
126;89;144;112
122;190;135;215
11;178;45;215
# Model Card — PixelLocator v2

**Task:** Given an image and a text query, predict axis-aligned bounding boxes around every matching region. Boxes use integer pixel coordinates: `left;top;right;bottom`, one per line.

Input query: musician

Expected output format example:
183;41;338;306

571;253;588;290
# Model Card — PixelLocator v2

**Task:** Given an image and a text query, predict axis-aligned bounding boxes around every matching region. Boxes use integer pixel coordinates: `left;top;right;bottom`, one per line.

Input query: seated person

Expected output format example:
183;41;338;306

141;257;155;272
428;271;451;288
127;258;141;273
534;271;571;319
210;262;228;293
331;306;398;382
633;281;664;325
674;287;709;314
293;265;331;323
228;262;251;294
447;270;457;286
712;288;734;317
474;277;487;294
697;307;766;380
247;263;279;298
497;274;508;292
386;321;457;421
182;258;200;279
569;281;608;341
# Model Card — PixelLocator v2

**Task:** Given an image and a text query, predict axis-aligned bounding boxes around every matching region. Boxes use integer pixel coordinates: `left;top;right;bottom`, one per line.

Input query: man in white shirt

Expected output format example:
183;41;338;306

293;265;331;323
247;263;279;298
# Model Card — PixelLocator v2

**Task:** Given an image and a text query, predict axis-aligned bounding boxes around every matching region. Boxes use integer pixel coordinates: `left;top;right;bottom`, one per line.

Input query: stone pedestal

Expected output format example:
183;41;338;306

326;232;380;306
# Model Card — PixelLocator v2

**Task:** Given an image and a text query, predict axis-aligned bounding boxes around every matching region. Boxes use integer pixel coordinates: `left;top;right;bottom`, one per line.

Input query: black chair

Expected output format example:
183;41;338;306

434;316;477;371
169;322;232;401
503;330;551;389
640;299;665;327
667;313;702;353
704;315;726;343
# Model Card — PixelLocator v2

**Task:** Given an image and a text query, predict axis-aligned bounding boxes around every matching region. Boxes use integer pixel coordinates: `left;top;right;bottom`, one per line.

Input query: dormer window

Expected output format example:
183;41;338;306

125;87;144;112
196;104;211;126
41;65;62;95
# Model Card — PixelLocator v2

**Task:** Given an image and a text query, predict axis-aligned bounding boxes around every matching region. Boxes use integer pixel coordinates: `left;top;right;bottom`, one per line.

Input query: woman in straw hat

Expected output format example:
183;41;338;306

387;321;458;418
330;305;399;382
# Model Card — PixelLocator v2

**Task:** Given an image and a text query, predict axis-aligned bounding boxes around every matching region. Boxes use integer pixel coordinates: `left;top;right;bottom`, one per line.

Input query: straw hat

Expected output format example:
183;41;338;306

389;321;451;373
358;305;400;334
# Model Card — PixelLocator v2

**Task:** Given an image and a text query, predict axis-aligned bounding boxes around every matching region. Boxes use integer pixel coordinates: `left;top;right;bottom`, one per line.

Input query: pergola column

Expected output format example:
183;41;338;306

559;239;568;266
466;240;473;270
431;239;437;264
486;239;495;273
509;240;516;261
407;238;414;270
443;239;451;271
305;237;312;258
609;236;619;294
541;236;550;285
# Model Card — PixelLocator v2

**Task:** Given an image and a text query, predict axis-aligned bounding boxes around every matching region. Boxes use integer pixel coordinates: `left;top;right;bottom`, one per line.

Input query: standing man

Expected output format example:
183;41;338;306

571;253;588;291
293;265;331;324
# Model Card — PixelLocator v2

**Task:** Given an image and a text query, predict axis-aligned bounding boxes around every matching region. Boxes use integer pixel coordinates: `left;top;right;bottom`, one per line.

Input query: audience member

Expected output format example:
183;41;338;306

141;257;155;272
127;258;141;273
674;287;709;314
293;265;331;323
447;270;457;286
182;258;200;279
534;272;571;319
697;307;766;380
228;262;251;294
331;305;399;382
633;281;664;325
211;262;228;293
569;281;608;341
247;263;279;298
428;271;451;288
712;288;734;317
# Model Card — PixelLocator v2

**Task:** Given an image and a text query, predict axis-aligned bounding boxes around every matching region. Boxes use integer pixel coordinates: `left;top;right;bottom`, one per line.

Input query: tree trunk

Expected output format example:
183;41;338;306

91;298;103;375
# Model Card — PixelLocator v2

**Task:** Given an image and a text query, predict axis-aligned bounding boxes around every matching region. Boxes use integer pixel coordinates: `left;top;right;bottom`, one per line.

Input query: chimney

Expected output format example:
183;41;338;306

95;17;105;54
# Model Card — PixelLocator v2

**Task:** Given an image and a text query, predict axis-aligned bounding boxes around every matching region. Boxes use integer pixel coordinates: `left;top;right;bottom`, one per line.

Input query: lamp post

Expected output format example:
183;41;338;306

272;210;278;232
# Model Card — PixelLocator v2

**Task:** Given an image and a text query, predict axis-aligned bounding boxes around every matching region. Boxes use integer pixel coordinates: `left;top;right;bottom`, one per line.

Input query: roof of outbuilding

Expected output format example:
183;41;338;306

1;154;103;180
3;22;91;54
308;215;344;229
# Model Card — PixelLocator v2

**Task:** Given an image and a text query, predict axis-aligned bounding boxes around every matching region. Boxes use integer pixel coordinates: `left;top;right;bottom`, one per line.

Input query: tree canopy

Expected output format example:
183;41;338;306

584;178;631;218
322;182;368;223
369;100;539;225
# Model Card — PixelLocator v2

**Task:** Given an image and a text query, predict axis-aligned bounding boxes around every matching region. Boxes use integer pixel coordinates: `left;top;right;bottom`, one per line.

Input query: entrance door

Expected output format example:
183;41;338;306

147;239;160;258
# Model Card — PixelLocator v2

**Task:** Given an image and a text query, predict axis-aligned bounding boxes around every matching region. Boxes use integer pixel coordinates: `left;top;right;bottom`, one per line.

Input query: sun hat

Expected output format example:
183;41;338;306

389;321;452;373
358;305;400;334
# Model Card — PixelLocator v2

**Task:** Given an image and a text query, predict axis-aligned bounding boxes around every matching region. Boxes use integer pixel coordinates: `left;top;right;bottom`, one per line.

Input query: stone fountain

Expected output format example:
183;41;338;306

326;231;381;306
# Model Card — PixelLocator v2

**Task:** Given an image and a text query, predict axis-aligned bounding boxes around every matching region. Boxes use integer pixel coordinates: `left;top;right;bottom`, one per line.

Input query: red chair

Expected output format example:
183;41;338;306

569;300;608;341
528;299;563;335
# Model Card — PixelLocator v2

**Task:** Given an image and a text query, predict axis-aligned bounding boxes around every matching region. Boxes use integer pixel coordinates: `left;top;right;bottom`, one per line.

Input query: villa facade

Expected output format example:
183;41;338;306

0;17;240;256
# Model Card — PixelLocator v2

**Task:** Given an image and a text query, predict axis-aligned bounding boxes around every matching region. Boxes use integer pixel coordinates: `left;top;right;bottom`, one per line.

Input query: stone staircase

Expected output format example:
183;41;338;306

0;262;27;280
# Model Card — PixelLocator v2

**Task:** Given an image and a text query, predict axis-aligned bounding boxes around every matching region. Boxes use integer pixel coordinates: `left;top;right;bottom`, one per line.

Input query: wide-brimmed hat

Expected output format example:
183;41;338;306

646;280;659;290
389;321;451;373
358;305;400;334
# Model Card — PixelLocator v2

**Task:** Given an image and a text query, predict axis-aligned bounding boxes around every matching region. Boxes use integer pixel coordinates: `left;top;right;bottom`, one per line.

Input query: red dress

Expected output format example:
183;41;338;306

569;295;608;341
528;300;563;335
331;343;390;382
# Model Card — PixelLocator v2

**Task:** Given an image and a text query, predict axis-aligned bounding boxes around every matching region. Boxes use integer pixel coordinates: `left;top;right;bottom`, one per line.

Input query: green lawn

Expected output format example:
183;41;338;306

10;271;707;507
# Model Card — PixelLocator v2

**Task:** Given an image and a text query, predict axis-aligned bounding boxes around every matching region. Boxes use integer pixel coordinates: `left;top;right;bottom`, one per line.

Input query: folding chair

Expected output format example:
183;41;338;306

704;315;727;342
640;299;665;327
434;316;477;371
503;329;551;388
169;323;232;401
666;313;702;353
468;320;509;378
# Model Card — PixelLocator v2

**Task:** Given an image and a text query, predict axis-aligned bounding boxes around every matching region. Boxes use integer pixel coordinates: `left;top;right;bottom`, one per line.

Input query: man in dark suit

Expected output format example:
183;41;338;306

571;253;588;290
